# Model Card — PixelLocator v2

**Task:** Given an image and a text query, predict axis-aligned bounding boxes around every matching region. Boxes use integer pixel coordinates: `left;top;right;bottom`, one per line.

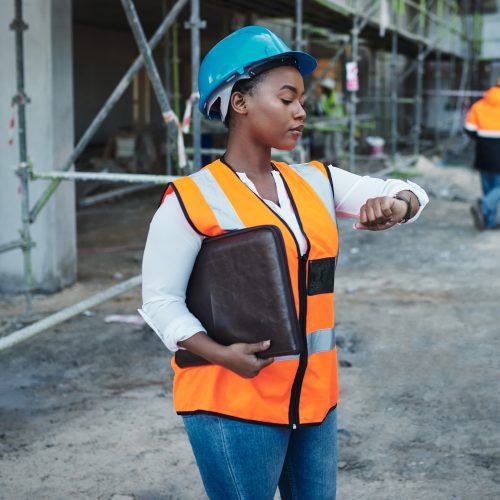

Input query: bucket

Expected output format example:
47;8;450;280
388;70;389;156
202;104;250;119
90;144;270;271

366;136;385;157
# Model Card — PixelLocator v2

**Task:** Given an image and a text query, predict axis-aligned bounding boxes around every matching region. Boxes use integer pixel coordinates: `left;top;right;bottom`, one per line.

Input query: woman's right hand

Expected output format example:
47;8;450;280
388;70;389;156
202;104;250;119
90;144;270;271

218;340;274;378
178;333;274;378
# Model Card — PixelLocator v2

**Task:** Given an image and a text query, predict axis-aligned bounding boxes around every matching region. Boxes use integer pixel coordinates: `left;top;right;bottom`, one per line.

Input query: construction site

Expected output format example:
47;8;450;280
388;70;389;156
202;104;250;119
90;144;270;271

1;0;499;498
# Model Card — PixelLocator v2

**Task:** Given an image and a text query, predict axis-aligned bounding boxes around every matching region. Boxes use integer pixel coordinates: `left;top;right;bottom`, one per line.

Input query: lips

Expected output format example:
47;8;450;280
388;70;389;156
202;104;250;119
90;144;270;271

289;125;304;133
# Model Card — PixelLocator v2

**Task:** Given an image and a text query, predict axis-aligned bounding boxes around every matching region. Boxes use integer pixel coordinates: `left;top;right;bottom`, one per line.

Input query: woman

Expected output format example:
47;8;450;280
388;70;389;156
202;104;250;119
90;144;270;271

141;26;428;500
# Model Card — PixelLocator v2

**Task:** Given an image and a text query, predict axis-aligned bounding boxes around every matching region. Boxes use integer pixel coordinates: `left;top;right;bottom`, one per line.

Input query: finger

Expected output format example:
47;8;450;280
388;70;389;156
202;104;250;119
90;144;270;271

375;197;395;223
371;200;386;223
246;340;271;353
364;201;376;224
257;357;274;369
355;220;397;231
359;205;367;225
380;197;394;218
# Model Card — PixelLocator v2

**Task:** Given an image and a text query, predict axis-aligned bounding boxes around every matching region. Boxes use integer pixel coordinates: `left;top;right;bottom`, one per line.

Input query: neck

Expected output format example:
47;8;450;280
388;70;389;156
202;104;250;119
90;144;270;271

224;131;272;177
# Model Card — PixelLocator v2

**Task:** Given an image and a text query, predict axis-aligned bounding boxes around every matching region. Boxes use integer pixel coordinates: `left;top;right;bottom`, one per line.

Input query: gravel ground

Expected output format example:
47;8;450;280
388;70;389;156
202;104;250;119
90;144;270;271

1;159;499;499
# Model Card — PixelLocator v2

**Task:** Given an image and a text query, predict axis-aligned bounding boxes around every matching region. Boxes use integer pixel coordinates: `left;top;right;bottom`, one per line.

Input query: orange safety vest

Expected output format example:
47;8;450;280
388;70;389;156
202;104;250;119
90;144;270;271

163;159;339;427
464;86;500;172
464;86;500;138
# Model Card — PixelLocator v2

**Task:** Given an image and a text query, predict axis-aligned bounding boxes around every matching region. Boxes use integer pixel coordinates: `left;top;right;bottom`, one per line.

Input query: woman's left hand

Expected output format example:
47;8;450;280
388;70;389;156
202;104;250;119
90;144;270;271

354;196;408;231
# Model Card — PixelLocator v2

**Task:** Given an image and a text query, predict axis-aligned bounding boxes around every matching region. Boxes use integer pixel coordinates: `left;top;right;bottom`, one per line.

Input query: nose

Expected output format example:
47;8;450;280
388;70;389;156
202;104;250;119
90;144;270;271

294;101;306;121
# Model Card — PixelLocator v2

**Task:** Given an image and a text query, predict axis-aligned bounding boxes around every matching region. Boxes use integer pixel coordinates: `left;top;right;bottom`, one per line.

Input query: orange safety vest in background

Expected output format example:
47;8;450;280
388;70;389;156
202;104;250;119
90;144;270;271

464;86;500;172
163;159;339;427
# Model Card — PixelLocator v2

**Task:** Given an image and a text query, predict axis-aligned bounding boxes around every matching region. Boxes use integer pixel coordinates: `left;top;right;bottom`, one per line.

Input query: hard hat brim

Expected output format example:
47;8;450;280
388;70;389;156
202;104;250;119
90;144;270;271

283;51;317;77
201;51;317;119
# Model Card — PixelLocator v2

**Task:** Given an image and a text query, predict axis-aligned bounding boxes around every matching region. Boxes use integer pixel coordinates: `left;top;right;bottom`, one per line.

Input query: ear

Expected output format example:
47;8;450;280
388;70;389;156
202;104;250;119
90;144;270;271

229;91;248;117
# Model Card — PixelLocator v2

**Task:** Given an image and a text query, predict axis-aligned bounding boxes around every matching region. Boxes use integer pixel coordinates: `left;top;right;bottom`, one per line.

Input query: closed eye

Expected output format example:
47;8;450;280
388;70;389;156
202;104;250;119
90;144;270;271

281;99;292;104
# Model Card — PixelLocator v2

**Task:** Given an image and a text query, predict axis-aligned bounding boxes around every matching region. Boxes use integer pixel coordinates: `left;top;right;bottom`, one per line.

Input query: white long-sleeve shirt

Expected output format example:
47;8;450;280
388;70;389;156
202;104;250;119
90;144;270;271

140;165;429;352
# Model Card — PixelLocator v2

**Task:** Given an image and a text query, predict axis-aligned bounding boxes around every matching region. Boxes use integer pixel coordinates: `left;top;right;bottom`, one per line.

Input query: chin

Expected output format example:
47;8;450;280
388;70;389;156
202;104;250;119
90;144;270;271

275;141;297;152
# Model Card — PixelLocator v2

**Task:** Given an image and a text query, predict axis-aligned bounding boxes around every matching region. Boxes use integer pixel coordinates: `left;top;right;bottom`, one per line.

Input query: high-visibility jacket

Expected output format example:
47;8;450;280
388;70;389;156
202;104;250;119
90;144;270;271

464;85;500;173
163;159;339;427
320;90;345;119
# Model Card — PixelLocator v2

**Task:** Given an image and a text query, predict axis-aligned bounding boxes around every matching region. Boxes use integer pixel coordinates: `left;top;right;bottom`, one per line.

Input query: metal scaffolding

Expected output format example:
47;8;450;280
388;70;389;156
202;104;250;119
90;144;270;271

1;0;198;351
1;0;479;351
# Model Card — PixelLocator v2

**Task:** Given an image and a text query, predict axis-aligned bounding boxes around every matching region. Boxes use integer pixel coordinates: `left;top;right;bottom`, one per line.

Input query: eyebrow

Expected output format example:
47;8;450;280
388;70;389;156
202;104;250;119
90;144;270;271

279;84;305;96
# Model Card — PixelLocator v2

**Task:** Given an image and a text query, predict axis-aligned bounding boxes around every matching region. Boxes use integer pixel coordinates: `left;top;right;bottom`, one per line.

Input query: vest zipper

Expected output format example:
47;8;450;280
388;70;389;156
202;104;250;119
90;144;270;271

289;251;310;429
276;169;311;430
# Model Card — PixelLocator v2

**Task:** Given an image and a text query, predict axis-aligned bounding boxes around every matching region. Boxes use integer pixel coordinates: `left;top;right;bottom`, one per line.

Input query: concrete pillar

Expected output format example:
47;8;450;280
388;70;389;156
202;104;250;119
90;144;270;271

0;0;76;293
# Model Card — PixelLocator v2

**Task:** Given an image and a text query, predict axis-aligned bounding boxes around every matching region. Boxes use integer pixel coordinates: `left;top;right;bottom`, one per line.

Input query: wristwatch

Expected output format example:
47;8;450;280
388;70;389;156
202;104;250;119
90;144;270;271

394;194;412;223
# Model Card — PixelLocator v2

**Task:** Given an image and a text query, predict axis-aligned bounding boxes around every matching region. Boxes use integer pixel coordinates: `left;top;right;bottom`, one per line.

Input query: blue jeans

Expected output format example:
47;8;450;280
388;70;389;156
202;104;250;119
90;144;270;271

182;408;337;500
480;171;500;228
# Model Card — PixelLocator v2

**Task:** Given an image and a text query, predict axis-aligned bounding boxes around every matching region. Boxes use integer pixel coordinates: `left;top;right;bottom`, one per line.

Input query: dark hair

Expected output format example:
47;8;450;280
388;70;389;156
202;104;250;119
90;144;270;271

221;59;300;128
223;72;267;128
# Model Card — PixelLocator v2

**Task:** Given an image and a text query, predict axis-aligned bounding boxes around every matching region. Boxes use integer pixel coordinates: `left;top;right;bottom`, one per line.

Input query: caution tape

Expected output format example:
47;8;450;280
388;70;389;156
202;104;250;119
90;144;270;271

7;101;16;146
8;93;28;146
181;92;199;134
163;110;187;169
163;93;200;169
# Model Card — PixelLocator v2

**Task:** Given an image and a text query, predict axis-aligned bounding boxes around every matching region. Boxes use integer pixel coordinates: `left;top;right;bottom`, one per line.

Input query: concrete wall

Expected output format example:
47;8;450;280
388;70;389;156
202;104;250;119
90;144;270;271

0;0;76;293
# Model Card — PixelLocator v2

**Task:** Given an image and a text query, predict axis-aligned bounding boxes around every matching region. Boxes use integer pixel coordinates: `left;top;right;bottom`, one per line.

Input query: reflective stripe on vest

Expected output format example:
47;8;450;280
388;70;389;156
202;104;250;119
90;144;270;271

277;326;336;361
289;163;337;224
189;168;245;230
477;129;500;138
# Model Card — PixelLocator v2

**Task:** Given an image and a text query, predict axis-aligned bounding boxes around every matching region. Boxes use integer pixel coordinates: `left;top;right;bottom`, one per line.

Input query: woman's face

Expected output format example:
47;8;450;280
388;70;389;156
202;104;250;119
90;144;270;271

242;66;306;151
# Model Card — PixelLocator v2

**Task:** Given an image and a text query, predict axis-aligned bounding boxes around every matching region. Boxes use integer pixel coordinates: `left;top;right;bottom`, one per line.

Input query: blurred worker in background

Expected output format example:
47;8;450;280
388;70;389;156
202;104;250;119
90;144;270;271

316;77;346;160
318;77;344;118
465;77;500;230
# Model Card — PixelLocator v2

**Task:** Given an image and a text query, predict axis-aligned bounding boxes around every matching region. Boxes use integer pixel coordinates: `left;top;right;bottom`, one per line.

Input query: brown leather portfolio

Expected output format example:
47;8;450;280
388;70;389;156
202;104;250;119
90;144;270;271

175;225;303;368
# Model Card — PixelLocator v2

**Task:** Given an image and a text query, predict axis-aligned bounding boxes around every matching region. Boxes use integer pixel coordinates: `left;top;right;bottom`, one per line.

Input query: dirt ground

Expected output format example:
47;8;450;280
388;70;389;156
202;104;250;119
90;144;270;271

1;157;499;500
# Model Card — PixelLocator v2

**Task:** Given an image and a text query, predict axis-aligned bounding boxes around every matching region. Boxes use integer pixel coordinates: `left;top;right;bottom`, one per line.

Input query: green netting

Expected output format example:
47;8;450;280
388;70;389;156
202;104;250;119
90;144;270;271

419;0;426;31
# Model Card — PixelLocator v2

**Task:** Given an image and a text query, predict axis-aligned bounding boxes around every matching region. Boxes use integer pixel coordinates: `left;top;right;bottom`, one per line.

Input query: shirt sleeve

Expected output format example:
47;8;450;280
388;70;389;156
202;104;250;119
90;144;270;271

328;165;429;223
464;104;478;138
139;192;206;352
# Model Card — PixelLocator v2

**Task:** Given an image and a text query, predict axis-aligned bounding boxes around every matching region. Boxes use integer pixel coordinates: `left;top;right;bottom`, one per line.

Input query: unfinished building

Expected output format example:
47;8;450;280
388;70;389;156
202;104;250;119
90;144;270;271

1;0;500;344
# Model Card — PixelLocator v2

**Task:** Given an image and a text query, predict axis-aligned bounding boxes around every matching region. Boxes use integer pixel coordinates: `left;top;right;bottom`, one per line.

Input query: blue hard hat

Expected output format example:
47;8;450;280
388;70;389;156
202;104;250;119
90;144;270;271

198;25;317;120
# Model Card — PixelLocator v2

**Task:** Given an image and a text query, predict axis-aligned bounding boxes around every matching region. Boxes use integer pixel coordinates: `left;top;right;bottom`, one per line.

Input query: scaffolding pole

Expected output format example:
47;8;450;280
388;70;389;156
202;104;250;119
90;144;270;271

79;185;157;208
187;0;204;170
344;3;379;170
0;239;24;254
162;0;173;175
172;21;181;119
348;17;359;172
10;0;33;315
390;30;398;161
451;48;470;137
121;0;177;142
295;0;303;50
414;43;424;156
0;275;142;353
31;170;175;184
434;50;442;144
29;0;188;223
